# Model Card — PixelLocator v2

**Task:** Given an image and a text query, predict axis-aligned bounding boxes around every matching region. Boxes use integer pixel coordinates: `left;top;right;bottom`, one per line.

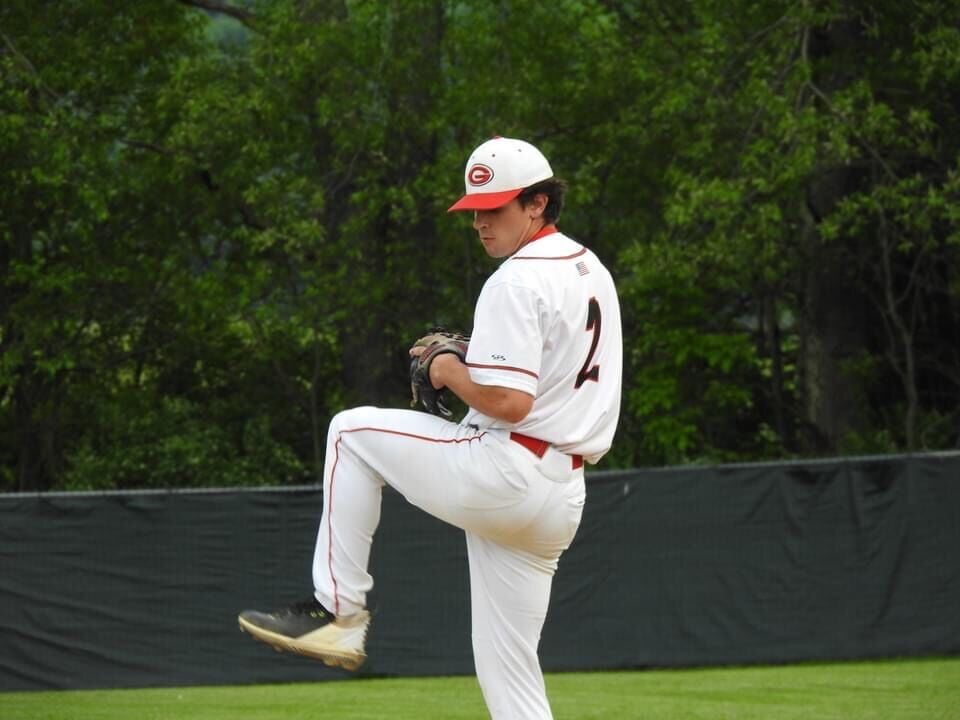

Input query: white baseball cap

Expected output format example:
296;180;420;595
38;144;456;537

448;136;553;212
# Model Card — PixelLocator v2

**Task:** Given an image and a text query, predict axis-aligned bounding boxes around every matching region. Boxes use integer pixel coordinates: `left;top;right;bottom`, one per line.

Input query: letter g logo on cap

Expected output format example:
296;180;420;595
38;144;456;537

467;164;494;187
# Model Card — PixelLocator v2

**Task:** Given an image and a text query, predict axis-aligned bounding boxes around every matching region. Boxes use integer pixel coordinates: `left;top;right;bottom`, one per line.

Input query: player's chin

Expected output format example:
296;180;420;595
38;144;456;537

480;237;505;258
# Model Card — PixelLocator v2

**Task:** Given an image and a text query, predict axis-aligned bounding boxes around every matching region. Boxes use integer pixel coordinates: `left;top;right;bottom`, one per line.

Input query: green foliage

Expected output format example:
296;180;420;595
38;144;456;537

611;0;960;462
619;239;761;464
62;395;304;491
2;0;960;490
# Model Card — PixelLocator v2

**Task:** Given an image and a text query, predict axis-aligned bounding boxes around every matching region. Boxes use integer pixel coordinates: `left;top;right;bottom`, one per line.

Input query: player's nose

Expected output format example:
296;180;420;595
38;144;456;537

473;211;488;230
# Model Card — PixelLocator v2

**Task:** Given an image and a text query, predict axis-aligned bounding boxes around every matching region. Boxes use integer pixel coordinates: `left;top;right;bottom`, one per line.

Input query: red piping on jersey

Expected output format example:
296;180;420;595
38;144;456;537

512;246;587;261
326;426;487;616
465;362;538;378
511;224;557;256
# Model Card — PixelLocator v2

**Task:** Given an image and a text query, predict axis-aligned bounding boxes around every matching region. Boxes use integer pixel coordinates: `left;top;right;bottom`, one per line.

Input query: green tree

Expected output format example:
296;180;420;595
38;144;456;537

2;0;959;492
612;0;960;462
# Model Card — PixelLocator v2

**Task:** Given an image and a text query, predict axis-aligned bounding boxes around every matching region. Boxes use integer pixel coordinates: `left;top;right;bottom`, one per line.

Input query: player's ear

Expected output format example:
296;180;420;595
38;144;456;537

528;192;548;219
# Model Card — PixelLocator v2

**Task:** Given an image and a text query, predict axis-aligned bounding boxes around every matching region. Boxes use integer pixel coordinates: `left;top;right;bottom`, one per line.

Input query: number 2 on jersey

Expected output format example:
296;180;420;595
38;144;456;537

575;297;601;388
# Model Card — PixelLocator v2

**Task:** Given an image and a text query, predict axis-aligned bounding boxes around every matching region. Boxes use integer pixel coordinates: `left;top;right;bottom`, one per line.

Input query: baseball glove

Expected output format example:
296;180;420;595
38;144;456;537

409;327;470;417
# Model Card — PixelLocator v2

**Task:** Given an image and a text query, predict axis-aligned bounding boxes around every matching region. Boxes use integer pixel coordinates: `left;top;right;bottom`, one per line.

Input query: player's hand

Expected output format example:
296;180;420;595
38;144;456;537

408;329;470;416
408;345;440;389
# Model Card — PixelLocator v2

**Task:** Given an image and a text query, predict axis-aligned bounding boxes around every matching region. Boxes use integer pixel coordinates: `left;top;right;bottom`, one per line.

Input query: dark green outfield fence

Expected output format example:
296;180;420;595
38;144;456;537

1;452;959;691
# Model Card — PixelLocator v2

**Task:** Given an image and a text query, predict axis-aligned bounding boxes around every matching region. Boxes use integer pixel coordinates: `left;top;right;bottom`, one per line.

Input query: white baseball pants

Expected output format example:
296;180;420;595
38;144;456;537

312;406;585;720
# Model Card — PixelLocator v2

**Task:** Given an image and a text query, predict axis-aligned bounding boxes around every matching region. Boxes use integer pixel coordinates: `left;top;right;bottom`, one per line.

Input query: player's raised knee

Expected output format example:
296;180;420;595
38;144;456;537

328;406;380;435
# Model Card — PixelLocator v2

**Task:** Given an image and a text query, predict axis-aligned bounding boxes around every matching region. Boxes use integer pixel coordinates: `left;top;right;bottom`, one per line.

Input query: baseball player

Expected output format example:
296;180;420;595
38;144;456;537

238;136;622;719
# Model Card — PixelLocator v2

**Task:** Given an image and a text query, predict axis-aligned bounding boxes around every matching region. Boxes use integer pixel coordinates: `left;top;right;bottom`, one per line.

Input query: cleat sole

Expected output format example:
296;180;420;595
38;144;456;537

237;614;367;671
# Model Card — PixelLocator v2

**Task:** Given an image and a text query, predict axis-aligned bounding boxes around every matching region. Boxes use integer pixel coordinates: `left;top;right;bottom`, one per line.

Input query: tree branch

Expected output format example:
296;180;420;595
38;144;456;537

177;0;257;30
0;30;62;102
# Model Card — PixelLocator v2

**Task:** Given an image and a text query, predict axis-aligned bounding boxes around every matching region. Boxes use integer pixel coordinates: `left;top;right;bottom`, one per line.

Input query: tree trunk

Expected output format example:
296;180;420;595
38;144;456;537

797;12;873;452
800;257;869;450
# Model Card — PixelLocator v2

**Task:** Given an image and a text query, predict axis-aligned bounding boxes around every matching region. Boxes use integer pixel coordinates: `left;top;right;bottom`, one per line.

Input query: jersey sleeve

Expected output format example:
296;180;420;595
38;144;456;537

465;280;541;396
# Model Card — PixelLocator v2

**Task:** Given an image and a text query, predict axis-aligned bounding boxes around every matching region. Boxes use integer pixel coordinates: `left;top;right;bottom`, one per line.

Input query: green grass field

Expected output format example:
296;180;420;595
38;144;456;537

4;657;959;719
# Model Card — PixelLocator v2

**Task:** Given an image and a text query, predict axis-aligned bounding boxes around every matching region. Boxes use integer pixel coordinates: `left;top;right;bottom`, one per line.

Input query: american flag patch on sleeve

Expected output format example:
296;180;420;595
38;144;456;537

576;261;590;276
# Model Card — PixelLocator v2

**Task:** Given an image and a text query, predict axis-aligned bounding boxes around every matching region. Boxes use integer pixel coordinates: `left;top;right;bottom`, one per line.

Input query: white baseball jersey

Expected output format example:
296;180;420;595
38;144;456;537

463;227;622;464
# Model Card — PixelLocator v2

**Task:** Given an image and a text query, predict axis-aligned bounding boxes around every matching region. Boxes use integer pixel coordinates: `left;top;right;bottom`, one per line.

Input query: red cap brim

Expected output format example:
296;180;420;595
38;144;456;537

447;188;523;212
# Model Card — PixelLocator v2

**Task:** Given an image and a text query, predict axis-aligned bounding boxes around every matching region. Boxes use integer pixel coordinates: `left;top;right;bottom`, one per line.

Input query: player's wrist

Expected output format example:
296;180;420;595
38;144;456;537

429;352;461;389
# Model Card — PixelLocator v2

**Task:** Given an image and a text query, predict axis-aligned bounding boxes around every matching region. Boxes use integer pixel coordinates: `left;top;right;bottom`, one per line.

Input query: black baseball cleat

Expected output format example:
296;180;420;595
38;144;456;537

238;597;370;671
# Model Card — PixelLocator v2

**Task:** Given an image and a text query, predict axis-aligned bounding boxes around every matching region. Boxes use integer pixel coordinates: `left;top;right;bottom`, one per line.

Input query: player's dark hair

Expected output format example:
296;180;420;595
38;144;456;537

518;178;567;224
